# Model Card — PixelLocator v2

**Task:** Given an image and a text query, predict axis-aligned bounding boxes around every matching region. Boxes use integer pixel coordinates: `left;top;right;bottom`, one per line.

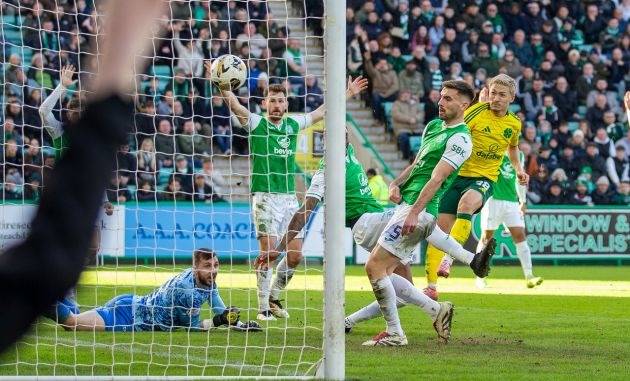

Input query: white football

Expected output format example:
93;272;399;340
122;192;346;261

210;54;247;91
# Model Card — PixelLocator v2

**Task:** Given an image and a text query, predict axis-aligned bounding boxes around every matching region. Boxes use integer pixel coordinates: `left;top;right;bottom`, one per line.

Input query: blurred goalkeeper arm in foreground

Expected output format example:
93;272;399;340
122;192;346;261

0;0;165;352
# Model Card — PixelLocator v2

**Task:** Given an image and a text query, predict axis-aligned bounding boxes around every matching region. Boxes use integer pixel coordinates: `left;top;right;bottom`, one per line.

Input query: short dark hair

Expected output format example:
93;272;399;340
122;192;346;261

366;168;377;176
264;84;287;97
441;80;475;102
193;248;216;265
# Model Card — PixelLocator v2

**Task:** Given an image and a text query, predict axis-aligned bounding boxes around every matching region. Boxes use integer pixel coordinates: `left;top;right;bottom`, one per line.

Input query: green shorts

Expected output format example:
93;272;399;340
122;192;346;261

439;176;494;215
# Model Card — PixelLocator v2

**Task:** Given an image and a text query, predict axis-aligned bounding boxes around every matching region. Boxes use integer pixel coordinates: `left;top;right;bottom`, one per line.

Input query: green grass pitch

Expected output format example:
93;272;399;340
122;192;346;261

0;265;628;380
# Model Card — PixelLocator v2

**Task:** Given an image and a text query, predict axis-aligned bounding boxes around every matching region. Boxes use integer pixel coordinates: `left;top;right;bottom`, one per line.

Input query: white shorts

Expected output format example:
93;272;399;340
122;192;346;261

352;209;395;252
377;203;436;262
252;192;303;239
480;198;525;231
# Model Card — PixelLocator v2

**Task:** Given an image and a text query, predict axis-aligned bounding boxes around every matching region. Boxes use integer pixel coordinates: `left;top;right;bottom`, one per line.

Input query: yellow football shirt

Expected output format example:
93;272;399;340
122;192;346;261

458;102;521;182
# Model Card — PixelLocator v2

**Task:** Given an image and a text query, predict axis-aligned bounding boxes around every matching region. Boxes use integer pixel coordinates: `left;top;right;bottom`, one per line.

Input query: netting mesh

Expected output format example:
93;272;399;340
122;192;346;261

1;0;327;377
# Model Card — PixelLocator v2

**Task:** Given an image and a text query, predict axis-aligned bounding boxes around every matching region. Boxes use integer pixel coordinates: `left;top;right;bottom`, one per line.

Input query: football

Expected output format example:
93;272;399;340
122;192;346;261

210;54;247;91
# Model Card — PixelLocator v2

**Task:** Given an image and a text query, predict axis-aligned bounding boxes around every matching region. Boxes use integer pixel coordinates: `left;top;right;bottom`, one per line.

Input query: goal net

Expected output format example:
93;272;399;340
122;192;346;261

0;0;340;378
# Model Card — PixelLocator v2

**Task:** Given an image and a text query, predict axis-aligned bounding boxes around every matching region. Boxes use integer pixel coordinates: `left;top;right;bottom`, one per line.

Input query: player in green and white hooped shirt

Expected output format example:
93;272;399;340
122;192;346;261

476;153;543;289
363;81;496;346
211;67;369;320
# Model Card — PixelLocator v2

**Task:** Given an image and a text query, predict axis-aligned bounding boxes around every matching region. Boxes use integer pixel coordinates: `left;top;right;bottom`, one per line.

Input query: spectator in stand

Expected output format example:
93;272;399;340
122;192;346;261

297;75;324;113
543;181;569;204
3;170;23;200
176;119;211;157
107;174;132;204
582;143;608;180
173;155;194;194
117;144;137;186
594;127;617;160
551;76;578;122
587;79;620;115
522;125;541;155
136;180;156;202
603;111;626;143
236;22;267;58
155;119;176;166
23;139;42;183
509;29;533;67
581;3;607;44
607;146;630;188
471;42;499;77
160;176;187;201
528;165;550;204
558;145;581;180
209;96;232;155
366;168;389;206
523;78;545;121
424;56;443;93
198;158;228;199
157;90;176;117
570;179;593;206
136;138;157;185
461;29;480;67
398;60;424;100
363;49;399;123
592;176;619;205
189;174;222;203
586;94;611;133
283;38;305;86
569;129;587;158
537;146;558;173
424;89;440;122
537;94;563;129
575;63;597;105
499;50;522;79
391;89;423;160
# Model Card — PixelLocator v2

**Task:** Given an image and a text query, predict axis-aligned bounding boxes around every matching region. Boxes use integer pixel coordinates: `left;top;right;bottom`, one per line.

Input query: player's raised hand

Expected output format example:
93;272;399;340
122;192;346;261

203;60;213;80
60;65;77;87
104;201;114;216
401;212;418;236
478;87;490;102
346;75;369;98
389;183;402;204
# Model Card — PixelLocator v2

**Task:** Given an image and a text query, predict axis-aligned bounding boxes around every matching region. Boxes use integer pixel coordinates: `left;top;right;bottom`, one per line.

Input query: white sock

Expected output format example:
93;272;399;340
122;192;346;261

256;267;273;311
346;297;406;327
370;277;404;336
515;241;533;278
390;273;440;320
427;226;474;265
270;257;295;301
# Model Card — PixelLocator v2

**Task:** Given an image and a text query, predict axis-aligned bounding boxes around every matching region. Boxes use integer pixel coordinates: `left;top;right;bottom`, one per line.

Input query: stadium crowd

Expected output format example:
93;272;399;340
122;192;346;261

1;0;629;206
348;0;630;205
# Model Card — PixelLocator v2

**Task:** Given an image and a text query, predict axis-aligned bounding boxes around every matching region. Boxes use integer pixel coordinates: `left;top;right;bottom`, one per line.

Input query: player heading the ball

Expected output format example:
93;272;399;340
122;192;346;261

205;57;368;321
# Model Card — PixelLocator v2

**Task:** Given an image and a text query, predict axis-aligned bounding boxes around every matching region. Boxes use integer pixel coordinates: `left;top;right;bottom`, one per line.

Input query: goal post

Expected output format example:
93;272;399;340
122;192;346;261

322;0;346;379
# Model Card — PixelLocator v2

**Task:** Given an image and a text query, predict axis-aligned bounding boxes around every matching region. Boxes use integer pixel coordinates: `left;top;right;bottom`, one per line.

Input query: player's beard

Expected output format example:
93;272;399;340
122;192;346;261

268;109;284;123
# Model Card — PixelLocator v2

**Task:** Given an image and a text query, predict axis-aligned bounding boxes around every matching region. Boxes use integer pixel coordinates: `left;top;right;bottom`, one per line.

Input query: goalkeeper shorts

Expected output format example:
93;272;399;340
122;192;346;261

95;294;135;332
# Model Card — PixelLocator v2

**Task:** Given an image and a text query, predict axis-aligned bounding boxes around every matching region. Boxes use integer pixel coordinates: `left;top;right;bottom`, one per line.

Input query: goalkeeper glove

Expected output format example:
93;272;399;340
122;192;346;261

211;306;240;328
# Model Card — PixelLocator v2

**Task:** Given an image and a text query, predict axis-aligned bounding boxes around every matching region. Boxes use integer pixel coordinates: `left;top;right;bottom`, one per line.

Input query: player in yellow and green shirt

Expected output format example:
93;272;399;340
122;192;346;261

423;74;530;300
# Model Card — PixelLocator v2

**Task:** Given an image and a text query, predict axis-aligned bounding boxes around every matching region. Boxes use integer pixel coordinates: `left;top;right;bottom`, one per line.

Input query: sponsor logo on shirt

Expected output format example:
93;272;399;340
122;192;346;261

273;136;294;155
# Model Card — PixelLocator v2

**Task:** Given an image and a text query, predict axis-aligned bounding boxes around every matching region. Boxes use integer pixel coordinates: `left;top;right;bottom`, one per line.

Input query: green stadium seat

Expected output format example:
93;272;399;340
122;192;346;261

509;104;521;114
409;136;422;155
151;65;172;78
158;167;174;185
568;121;579;132
383;102;393;132
577;105;587;117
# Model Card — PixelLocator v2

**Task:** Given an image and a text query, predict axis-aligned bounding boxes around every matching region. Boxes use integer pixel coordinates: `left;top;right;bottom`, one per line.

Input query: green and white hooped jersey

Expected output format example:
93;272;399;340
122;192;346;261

307;144;383;225
492;151;525;203
247;113;312;194
400;119;472;216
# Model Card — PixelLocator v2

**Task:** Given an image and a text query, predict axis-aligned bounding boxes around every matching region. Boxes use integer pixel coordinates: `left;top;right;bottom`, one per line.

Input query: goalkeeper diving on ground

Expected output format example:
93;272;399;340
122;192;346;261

44;249;261;332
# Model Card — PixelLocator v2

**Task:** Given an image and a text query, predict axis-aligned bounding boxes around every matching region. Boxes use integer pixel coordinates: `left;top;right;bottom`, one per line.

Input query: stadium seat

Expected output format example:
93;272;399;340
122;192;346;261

383;102;393;133
508;104;521;114
409;136;422;155
577;105;587;117
158;167;174;185
568;121;579;132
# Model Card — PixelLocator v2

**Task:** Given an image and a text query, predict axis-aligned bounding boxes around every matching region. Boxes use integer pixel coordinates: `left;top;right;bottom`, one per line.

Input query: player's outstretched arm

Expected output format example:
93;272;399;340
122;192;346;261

204;61;251;127
40;65;77;138
308;76;368;124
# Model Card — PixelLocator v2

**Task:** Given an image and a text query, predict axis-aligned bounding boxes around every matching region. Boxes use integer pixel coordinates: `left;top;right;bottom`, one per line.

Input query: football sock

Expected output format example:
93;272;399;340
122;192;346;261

270;256;295;301
256;267;273;311
346;298;406;326
390;274;440;320
437;213;474;265
370;276;403;336
425;244;443;285
427;225;475;265
515;240;533;278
